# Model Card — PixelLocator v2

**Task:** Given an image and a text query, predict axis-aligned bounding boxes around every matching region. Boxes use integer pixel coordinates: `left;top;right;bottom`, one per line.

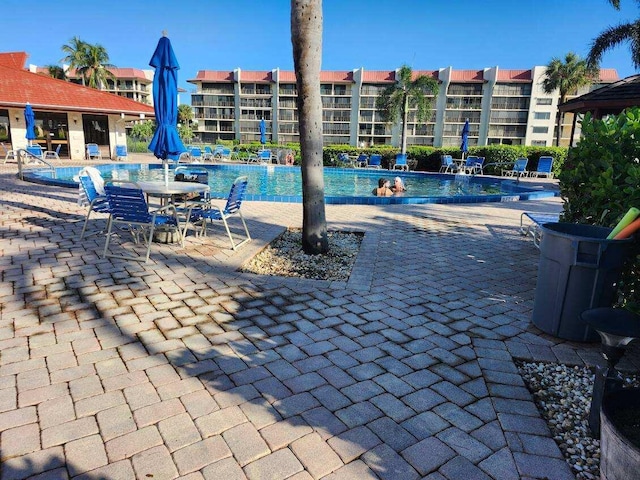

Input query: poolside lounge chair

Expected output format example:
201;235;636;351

202;146;214;161
502;158;528;177
530;156;554;178
392;153;409;171
1;142;16;163
248;150;271;164
86;143;102;161
114;145;127;161
520;212;561;249
190;147;202;163
78;172;110;240
439;155;457;173
367;154;382;169
102;181;183;263
43;144;62;160
184;176;251;250
355;153;369;168
463;156;485;175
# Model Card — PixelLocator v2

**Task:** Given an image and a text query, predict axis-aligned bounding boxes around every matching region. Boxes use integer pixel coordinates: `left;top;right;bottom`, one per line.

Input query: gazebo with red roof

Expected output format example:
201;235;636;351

0;52;155;161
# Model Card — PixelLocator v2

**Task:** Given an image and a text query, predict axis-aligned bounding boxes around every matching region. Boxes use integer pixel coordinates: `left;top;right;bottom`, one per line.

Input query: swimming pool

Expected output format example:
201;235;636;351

23;163;556;205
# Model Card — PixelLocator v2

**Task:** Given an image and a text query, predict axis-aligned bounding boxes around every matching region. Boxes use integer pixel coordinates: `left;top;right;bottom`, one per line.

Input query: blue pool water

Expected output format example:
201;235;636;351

24;163;556;205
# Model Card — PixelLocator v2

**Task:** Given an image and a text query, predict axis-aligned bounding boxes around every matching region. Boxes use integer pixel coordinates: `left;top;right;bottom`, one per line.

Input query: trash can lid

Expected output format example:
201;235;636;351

581;307;640;338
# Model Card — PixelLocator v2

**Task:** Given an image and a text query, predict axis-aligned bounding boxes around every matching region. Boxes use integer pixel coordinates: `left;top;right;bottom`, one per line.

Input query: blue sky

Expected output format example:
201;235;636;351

5;0;639;102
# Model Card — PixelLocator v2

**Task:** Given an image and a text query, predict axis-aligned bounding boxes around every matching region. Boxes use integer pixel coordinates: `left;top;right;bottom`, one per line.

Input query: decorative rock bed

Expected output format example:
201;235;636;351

242;229;363;281
518;362;639;480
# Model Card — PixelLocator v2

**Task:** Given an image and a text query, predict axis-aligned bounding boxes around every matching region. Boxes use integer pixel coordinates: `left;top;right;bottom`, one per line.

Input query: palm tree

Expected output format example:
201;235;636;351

542;53;595;146
61;36;88;86
587;0;640;69
376;65;439;155
80;43;115;89
291;0;328;255
45;65;66;80
178;104;194;127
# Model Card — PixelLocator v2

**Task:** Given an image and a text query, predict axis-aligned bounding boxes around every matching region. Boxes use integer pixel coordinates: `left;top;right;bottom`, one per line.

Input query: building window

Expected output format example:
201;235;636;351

534;112;551;120
493;83;532;96
531;140;547;146
532;126;549;134
536;98;553;105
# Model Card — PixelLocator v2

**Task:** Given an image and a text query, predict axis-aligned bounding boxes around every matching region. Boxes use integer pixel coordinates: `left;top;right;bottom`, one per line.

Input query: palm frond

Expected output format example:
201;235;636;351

587;22;640;69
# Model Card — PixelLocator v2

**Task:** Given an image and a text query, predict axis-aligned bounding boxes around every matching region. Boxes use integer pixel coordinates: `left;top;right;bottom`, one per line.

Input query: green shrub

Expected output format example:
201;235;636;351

126;139;150;153
559;108;640;311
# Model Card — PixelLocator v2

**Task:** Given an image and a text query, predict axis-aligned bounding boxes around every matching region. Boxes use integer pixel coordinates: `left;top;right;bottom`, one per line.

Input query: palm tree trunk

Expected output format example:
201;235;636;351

401;94;409;155
291;0;328;254
556;94;565;146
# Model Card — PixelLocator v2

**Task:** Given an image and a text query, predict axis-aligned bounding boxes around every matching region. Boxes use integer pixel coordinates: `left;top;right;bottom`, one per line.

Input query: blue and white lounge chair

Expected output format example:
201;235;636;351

367;154;382;169
44;144;62;160
86;143;101;160
520;212;561;248
502;158;528;177
530;156;554;178
439;155;457;173
190;146;202;163
184;176;251;250
103;181;182;263
115;145;127;161
463;156;485;175
203;146;214;161
26;145;43;161
393;153;409;171
355;153;369;168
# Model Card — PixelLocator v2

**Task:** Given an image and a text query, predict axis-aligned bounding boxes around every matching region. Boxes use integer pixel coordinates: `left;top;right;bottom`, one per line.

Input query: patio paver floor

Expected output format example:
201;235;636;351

2;155;638;480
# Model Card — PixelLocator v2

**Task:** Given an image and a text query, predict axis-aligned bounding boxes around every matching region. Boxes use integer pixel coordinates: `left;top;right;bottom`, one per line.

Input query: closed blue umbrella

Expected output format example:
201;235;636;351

24;103;36;146
148;33;186;185
460;119;469;161
259;118;266;145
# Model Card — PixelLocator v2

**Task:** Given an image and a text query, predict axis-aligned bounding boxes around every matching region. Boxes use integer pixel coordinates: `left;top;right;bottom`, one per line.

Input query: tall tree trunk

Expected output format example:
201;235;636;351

555;94;565;146
401;94;409;155
291;0;328;254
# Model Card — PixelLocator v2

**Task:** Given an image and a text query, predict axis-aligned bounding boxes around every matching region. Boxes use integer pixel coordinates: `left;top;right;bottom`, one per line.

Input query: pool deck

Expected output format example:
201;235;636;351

1;154;637;480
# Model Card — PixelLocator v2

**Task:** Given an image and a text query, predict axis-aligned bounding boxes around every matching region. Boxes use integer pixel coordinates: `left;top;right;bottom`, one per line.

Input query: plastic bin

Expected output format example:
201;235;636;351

531;223;634;342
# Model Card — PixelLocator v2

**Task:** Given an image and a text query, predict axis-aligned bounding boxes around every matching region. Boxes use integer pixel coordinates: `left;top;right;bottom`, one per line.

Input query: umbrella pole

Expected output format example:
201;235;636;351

164;162;169;187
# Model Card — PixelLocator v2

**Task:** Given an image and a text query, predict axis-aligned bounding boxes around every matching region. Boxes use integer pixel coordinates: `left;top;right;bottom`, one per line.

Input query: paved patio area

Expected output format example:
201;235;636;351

1;157;636;480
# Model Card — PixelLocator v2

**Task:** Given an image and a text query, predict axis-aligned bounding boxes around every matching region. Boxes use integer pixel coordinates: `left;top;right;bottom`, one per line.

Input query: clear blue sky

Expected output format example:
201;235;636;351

5;0;639;103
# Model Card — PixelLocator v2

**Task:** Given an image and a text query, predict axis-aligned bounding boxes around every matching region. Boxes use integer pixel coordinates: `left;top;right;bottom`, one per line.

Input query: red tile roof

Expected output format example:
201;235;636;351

362;71;395;83
0;61;155;116
450;70;485;82
598;68;619;82
320;71;353;83
497;69;532;82
279;71;296;82
240;70;273;83
0;52;29;70
107;67;151;81
189;70;235;82
412;70;439;81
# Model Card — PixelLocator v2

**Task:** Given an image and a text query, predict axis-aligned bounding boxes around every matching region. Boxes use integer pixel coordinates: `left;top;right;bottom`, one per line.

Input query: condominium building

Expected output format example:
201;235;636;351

30;65;154;105
188;66;618;148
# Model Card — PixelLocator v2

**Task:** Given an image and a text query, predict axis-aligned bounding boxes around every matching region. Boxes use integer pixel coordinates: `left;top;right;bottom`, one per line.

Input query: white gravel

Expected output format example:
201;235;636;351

242;229;363;281
518;362;640;480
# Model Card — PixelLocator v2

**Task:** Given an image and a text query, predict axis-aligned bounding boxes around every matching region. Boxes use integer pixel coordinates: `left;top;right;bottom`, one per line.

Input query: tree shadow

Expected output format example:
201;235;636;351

1;174;588;479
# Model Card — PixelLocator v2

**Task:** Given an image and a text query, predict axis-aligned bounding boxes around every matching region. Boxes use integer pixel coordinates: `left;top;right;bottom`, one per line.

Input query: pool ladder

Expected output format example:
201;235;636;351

16;149;56;180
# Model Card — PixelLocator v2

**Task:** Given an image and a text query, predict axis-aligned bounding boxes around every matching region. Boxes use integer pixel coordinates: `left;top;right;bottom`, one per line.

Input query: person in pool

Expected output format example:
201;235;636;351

373;178;393;196
391;176;406;193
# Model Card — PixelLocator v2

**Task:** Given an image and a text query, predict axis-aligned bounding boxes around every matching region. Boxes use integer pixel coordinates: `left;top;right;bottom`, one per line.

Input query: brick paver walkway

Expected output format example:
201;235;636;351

2;156;636;479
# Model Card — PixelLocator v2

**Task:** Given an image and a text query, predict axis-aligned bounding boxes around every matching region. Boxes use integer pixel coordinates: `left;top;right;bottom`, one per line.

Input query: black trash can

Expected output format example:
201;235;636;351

532;223;634;342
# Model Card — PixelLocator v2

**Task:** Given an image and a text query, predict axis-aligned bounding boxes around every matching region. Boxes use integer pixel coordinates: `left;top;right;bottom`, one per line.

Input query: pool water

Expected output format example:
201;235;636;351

26;163;556;205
